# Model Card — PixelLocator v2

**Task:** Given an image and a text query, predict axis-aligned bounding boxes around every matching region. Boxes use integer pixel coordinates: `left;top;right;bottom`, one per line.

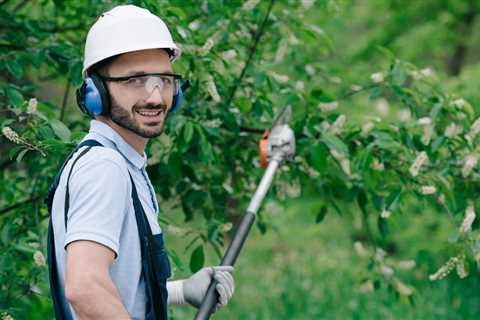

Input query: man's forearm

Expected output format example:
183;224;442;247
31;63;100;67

66;275;130;319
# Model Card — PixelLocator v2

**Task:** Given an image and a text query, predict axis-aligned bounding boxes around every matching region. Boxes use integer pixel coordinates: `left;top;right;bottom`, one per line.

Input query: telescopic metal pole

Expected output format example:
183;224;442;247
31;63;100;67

193;109;295;320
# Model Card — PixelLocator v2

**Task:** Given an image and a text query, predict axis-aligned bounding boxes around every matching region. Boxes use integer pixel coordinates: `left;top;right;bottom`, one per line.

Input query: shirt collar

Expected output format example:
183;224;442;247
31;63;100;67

89;120;147;169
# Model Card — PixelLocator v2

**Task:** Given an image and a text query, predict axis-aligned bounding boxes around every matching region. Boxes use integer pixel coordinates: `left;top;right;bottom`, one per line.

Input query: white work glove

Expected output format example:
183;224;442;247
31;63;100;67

167;266;234;312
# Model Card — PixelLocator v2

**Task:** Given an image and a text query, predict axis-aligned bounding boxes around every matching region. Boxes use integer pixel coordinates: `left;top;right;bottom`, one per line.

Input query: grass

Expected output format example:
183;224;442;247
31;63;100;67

165;199;480;320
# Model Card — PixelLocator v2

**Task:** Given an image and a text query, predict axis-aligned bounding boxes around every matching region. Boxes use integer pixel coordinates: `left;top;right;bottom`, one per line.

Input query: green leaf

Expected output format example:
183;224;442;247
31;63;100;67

378;216;388;237
315;206;328;223
189;245;205;273
311;88;336;103
321;131;348;155
183;122;194;143
5;60;23;80
49;119;71;142
7;85;24;108
16;149;29;163
310;144;328;173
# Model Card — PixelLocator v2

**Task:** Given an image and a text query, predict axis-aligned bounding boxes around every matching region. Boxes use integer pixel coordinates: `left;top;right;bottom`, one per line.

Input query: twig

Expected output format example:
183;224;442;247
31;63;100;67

0;196;41;216
224;0;276;108
60;80;71;121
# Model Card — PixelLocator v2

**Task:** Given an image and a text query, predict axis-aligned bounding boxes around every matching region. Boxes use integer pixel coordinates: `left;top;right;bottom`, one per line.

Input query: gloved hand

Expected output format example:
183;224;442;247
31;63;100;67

183;266;234;312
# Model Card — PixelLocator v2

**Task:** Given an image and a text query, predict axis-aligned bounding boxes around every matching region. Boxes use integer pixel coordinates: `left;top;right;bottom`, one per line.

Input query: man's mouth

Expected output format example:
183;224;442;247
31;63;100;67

136;109;163;116
135;107;166;118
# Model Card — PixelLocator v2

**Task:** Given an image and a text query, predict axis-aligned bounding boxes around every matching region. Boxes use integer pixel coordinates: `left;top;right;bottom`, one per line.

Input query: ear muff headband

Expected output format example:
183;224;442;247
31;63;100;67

77;77;189;117
170;80;190;113
76;74;110;118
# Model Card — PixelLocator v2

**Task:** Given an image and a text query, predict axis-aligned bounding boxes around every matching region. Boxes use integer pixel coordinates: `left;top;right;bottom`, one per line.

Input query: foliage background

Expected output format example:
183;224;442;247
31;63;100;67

1;0;480;319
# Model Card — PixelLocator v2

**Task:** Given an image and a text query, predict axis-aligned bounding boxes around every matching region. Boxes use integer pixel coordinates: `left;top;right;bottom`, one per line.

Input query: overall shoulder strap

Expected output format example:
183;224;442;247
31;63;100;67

47;139;103;320
128;172;166;320
44;139;104;213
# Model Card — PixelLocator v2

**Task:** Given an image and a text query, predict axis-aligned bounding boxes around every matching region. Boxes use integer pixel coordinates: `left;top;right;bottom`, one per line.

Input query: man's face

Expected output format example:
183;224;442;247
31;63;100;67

106;49;174;138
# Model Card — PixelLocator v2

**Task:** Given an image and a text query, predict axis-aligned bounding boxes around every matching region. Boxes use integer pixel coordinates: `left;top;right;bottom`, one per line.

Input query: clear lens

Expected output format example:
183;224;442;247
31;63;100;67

122;75;179;99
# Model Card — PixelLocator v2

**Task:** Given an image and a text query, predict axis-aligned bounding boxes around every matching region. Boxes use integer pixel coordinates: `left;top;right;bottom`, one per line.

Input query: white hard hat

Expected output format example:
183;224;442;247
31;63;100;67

82;5;181;78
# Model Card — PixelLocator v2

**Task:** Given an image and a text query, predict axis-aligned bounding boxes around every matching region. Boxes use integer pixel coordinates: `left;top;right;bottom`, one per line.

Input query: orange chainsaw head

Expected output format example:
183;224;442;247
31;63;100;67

259;129;270;168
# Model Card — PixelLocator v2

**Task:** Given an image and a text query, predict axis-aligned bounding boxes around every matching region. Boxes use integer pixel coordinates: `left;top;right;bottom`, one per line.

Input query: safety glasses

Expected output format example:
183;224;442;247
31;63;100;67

101;73;183;99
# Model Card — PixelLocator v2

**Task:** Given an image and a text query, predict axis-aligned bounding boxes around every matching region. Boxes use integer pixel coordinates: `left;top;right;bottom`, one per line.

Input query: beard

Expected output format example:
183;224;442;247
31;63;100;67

109;96;168;138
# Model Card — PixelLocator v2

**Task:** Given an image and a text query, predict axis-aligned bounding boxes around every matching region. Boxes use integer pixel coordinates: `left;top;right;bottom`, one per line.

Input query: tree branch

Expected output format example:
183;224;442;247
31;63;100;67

224;0;276;107
0;196;41;216
60;80;71;121
446;0;477;76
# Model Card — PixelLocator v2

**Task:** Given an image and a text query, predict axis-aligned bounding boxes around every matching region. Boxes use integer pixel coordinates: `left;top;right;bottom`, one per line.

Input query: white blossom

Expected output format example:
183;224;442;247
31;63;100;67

330;76;342;84
198;32;222;55
295;81;305;92
221;49;237;61
353;241;370;257
288;34;300;45
204;119;222;128
222;182;233;194
429;256;460;281
375;248;387;261
459;202;476;234
275;40;288;63
340;158;351;176
167;225;188;236
222;223;233;232
417;117;432;125
33;251;46;267
361;122;374;137
445;123;461;138
331;114;346;133
2;126;23;144
188;20;200;31
397;260;416;270
375;98;389;116
438;194;446;206
393;279;413;296
465;117;480;143
271;72;289;84
27;98;38;114
452;98;466;108
397;109;411;122
380;209;392;219
320;120;330;130
371;72;384;83
1;312;14;320
462;154;477;178
420;185;436;195
206;75;221;102
351;84;362;92
372;158;385;171
456;259;468;278
242;0;260;10
305;64;315;76
380;265;394;277
421;125;434;145
420;68;435;77
300;0;315;10
319;101;338;112
409;151;428;177
358;280;374;293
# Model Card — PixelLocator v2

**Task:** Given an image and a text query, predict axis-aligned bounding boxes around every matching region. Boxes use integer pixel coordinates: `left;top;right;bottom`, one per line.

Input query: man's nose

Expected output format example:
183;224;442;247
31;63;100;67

144;85;165;105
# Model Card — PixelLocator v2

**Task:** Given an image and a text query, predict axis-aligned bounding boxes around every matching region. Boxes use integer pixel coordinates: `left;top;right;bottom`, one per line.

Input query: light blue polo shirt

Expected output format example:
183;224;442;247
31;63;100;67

51;120;162;319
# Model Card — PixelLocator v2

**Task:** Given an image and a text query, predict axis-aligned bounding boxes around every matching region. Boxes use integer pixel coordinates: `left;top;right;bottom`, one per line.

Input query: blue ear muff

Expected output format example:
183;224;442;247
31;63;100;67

76;74;110;118
170;80;190;113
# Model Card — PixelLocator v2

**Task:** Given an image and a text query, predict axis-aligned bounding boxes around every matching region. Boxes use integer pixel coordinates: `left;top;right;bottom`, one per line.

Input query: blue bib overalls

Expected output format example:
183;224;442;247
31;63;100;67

45;139;170;320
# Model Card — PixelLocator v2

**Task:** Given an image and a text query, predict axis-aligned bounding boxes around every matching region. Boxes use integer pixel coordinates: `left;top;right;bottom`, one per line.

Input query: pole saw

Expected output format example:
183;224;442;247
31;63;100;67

193;106;296;320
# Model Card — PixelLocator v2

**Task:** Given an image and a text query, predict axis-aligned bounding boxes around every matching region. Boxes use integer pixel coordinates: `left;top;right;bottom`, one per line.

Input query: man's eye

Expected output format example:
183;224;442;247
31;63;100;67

162;77;172;86
125;77;146;86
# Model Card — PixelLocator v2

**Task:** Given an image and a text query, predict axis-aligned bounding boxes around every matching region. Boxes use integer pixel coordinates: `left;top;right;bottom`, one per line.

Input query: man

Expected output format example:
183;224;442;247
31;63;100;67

48;5;234;319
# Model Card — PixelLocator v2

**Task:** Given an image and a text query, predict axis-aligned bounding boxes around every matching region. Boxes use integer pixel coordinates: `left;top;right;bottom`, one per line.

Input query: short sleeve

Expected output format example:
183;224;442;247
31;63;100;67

64;152;130;258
